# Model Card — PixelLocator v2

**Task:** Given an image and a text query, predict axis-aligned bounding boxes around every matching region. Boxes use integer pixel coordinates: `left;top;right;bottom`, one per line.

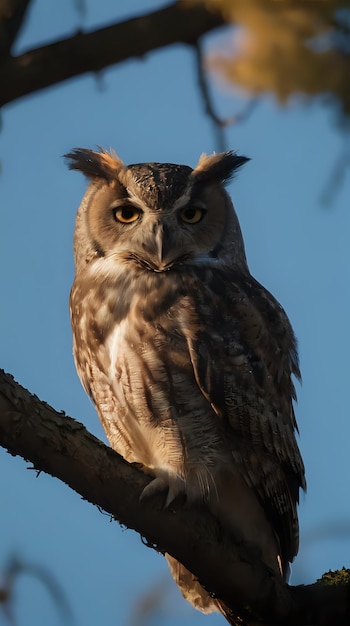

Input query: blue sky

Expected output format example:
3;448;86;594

1;1;350;624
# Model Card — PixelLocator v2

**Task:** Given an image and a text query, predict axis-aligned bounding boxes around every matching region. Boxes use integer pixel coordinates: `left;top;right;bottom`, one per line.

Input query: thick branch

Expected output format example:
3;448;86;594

0;1;225;107
0;369;349;625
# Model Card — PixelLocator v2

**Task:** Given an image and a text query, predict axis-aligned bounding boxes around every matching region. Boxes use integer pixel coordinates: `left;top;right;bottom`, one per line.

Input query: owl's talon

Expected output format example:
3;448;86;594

140;477;168;501
164;483;184;508
131;461;146;471
140;475;185;508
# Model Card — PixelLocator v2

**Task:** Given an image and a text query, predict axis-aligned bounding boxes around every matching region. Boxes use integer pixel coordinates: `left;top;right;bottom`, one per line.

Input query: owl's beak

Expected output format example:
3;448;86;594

135;220;189;272
154;221;165;264
147;221;173;271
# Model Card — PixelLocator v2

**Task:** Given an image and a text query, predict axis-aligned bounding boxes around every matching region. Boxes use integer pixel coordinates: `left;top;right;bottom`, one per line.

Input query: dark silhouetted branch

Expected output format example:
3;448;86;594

0;1;225;107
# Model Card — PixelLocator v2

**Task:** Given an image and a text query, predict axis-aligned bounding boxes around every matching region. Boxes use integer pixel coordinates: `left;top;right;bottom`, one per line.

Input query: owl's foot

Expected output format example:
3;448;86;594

140;474;185;508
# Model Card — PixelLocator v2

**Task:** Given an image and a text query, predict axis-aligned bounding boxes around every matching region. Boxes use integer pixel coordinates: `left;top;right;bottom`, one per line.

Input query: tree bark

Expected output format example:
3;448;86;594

0;369;349;625
0;1;225;107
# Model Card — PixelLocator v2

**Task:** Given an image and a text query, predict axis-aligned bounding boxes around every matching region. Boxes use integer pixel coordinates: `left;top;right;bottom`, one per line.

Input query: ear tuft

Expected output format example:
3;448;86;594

64;148;125;182
191;151;250;186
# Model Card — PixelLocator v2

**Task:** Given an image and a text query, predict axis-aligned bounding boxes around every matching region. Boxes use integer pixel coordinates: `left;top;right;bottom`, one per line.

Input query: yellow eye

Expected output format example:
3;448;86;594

179;207;205;224
114;206;142;224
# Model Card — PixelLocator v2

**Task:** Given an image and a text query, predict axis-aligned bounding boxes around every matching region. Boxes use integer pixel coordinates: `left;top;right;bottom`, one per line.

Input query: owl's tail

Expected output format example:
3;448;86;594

165;554;219;614
165;554;247;625
165;469;283;621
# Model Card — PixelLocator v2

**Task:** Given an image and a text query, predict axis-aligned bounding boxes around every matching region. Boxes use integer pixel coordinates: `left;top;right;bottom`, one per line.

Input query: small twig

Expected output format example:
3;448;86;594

195;42;259;152
73;0;86;20
227;98;259;126
0;554;73;624
195;42;227;151
320;142;350;206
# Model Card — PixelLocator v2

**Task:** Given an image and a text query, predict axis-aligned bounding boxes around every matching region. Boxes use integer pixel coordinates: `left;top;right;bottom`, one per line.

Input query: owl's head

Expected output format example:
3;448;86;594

65;148;249;274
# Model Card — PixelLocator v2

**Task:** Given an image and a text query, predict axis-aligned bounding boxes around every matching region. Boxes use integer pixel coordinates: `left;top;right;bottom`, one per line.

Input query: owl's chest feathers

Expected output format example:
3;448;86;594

80;265;230;479
100;268;208;397
86;263;214;346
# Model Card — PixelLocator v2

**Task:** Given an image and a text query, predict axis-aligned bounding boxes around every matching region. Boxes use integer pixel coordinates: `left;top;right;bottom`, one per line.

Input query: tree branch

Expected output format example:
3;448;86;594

0;1;225;107
1;369;349;624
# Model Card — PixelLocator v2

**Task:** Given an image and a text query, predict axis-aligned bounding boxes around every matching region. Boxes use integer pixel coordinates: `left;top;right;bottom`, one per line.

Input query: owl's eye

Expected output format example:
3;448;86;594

114;206;142;224
179;207;205;224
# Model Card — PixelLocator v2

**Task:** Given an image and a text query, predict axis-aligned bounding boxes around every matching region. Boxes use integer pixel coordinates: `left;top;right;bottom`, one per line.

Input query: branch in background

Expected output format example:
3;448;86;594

195;42;259;152
0;0;32;56
195;42;227;152
0;554;73;624
320;145;350;207
0;1;225;107
0;369;350;625
72;0;86;21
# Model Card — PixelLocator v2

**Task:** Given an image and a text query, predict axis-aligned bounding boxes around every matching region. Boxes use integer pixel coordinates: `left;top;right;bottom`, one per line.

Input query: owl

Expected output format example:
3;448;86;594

66;147;305;616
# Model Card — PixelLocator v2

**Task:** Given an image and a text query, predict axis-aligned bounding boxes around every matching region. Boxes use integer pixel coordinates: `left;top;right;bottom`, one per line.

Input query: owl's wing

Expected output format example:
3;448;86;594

181;269;305;568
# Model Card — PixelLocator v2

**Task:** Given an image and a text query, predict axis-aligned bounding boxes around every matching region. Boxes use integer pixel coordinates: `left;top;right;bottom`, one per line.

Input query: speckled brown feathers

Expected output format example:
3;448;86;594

67;147;305;616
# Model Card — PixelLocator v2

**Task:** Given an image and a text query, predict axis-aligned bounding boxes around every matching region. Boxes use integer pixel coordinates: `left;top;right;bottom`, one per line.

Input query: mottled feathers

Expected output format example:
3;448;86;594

66;147;305;616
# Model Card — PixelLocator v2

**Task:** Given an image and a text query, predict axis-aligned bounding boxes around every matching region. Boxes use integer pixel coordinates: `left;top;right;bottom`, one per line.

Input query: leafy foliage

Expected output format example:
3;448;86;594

198;0;350;118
